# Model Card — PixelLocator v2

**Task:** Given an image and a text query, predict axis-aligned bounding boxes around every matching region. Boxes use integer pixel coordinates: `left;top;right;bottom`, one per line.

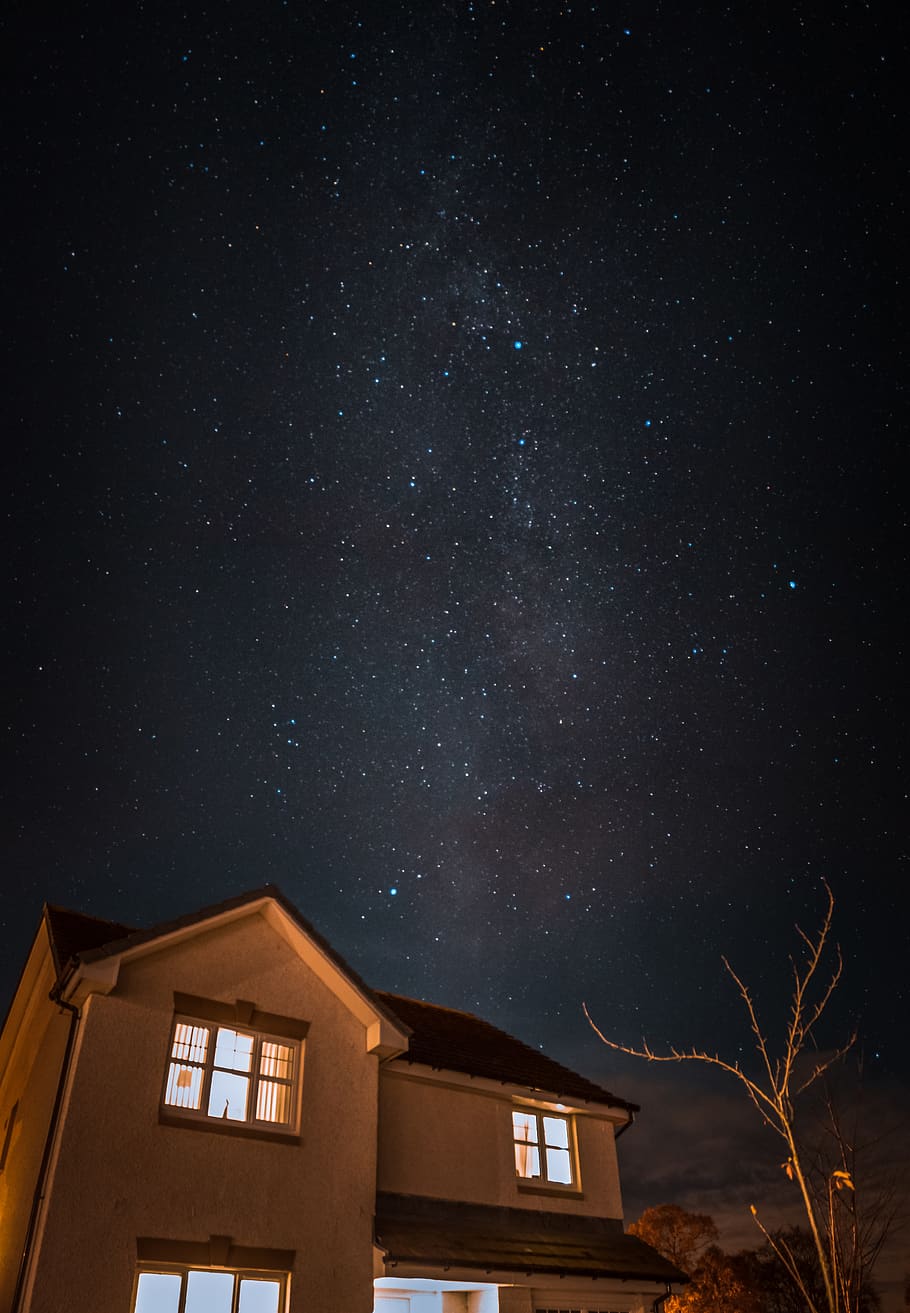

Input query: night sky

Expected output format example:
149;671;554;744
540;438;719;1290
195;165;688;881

3;0;907;1296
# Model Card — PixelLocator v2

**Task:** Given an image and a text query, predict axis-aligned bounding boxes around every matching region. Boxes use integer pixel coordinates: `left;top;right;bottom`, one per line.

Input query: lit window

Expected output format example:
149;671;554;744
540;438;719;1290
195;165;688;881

163;1018;299;1131
134;1267;286;1313
512;1109;575;1185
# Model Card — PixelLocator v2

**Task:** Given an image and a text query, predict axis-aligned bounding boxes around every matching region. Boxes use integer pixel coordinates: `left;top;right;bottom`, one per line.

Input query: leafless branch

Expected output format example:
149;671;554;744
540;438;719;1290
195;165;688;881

584;882;894;1313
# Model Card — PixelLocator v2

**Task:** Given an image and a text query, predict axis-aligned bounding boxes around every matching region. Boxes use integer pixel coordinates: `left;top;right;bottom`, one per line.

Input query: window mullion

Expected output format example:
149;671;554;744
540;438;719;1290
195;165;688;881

200;1029;216;1118
250;1036;262;1122
535;1112;546;1179
164;1018;300;1131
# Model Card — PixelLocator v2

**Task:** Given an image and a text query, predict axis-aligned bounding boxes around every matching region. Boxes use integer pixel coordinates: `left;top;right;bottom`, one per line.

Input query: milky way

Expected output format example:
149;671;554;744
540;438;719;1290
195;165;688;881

4;1;905;1110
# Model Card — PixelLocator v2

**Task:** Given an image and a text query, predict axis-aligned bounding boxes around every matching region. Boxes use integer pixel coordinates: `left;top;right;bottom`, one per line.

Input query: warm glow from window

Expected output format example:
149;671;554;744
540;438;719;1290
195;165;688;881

512;1109;574;1185
163;1019;298;1131
134;1269;283;1313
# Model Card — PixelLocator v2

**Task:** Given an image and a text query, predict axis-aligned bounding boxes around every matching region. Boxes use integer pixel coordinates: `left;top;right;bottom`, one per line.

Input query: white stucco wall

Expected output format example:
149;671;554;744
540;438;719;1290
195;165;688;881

377;1066;624;1218
26;911;382;1313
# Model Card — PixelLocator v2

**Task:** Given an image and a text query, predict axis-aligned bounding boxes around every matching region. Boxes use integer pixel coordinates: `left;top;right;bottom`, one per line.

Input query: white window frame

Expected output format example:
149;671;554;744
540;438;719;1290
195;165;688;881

133;1265;288;1313
512;1108;577;1187
161;1014;301;1134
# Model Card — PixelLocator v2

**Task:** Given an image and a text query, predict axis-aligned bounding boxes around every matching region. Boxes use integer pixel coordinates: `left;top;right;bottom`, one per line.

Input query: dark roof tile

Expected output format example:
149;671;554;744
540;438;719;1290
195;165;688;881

375;991;635;1110
41;891;632;1112
375;1192;686;1282
43;905;135;978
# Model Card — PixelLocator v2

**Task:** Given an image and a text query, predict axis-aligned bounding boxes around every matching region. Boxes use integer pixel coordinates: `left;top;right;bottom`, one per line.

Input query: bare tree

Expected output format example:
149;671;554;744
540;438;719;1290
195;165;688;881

807;1078;897;1313
585;883;894;1313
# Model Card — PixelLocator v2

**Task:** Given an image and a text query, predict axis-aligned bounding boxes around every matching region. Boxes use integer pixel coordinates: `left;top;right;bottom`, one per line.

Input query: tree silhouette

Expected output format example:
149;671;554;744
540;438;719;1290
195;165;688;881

629;1207;882;1313
629;1203;718;1273
586;884;893;1313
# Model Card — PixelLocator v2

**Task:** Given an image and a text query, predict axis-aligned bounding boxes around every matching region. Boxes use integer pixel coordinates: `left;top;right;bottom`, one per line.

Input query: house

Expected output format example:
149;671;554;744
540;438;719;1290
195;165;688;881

0;886;685;1312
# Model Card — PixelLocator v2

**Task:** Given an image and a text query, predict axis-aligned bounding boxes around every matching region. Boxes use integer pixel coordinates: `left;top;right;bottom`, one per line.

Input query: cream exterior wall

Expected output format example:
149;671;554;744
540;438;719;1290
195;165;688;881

495;1291;532;1313
2;907;660;1313
498;1286;663;1313
23;911;382;1313
531;1284;661;1312
0;931;73;1313
376;1066;625;1219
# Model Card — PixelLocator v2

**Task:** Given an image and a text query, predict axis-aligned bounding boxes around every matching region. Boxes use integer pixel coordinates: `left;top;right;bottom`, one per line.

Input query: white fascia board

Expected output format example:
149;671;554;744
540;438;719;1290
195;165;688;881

382;1059;632;1124
56;896;410;1056
60;955;121;1005
62;897;270;1001
378;1259;674;1290
260;900;410;1055
532;1277;685;1297
57;903;407;1055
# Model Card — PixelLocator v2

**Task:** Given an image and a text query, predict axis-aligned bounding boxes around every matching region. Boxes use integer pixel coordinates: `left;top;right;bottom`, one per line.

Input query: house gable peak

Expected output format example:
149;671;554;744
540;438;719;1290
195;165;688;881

49;886;409;1057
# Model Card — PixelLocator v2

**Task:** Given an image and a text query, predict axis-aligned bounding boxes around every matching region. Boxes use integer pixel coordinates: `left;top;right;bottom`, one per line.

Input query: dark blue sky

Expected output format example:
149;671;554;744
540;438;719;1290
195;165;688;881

3;5;906;1261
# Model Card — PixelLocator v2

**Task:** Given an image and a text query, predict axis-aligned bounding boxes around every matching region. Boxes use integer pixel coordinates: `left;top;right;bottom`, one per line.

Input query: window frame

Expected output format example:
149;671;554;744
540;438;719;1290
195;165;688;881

132;1264;289;1313
159;996;307;1141
512;1107;579;1190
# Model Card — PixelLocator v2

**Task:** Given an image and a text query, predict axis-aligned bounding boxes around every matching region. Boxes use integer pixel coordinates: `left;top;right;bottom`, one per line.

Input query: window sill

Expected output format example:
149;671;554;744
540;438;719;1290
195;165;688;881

516;1179;585;1201
159;1110;301;1146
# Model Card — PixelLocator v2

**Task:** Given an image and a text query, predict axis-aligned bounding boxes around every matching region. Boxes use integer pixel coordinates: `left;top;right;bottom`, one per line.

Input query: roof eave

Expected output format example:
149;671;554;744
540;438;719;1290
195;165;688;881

383;1056;635;1120
59;888;411;1054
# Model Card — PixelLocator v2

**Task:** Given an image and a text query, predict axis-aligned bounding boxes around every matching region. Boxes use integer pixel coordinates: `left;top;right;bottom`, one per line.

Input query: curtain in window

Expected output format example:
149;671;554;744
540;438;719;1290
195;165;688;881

512;1110;541;1177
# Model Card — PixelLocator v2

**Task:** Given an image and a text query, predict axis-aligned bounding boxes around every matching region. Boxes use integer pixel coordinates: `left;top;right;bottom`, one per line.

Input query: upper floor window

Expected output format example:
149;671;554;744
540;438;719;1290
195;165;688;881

512;1109;575;1186
163;1019;298;1128
160;994;307;1135
134;1266;287;1313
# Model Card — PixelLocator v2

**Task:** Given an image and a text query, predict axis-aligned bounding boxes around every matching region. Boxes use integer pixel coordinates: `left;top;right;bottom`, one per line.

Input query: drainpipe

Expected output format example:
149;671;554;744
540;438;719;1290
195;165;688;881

11;985;81;1313
651;1283;674;1311
615;1108;635;1138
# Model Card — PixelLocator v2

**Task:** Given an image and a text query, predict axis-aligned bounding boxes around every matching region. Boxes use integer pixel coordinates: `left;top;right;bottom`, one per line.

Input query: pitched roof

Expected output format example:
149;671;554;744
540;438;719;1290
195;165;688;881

375;1192;686;1283
375;990;635;1111
43;905;135;978
43;887;409;1042
45;885;385;1004
41;889;632;1111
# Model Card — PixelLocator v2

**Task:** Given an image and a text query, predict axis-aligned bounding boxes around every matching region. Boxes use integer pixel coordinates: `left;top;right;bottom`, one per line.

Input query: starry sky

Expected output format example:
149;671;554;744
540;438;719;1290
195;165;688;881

2;0;907;1292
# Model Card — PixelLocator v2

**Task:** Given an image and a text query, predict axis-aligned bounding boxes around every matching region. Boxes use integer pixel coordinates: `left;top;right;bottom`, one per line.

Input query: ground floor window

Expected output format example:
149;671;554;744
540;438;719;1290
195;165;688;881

134;1267;287;1312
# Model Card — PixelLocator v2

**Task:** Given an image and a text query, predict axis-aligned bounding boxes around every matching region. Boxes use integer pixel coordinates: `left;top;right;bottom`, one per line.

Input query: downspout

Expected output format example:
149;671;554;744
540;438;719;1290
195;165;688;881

11;983;81;1313
652;1283;674;1311
613;1110;670;1313
615;1108;635;1138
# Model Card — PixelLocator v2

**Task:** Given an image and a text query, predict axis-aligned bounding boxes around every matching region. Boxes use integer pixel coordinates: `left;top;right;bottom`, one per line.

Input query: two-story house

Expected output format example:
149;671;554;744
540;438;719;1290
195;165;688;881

0;886;685;1312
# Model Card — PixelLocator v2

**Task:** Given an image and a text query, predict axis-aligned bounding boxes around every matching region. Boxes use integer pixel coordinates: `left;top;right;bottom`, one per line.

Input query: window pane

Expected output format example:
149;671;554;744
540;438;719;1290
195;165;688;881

164;1063;204;1110
185;1270;234;1313
515;1142;540;1178
208;1069;250;1120
512;1111;538;1144
166;1060;204;1113
213;1028;254;1072
256;1078;291;1124
171;1023;209;1065
135;1272;182;1313
546;1145;573;1184
543;1116;569;1149
260;1041;293;1081
238;1278;282;1313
